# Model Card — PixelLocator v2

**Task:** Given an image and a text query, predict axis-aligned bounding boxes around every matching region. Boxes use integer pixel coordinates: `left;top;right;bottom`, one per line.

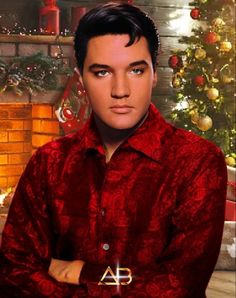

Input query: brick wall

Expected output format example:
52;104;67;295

0;34;74;68
0;103;60;189
0;104;32;188
32;104;60;152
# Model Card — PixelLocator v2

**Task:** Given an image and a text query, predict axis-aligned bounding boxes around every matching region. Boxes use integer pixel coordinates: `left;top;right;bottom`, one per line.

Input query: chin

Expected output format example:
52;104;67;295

97;111;147;131
107;119;142;131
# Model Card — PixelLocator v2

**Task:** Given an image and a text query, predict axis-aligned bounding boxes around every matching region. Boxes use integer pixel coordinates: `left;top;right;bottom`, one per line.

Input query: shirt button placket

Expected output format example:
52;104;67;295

102;243;110;251
101;208;106;217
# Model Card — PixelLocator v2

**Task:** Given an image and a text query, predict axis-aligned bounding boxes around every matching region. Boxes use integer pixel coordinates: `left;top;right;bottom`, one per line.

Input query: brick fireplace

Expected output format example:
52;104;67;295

0;103;60;189
0;34;74;190
0;33;77;241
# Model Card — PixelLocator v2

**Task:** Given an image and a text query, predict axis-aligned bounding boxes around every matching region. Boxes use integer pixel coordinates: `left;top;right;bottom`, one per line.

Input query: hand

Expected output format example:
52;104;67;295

48;258;85;285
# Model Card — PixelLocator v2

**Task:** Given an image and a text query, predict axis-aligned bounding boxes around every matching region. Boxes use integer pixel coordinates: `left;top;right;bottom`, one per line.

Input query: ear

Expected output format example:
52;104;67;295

152;71;158;88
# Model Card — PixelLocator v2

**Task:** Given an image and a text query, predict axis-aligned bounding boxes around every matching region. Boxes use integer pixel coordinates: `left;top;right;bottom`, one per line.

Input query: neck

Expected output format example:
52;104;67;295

94;112;148;162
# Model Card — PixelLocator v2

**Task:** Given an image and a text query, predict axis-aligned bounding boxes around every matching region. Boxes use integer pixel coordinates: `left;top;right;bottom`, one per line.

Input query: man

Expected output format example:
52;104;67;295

0;2;227;298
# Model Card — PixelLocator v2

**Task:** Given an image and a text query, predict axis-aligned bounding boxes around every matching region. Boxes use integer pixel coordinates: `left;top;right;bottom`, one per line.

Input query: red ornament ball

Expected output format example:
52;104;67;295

190;8;201;19
194;75;205;86
62;107;74;120
204;32;218;44
168;55;183;69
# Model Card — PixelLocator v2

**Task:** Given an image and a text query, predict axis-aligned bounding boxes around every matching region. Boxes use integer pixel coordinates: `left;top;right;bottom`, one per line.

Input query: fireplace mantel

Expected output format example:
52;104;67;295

0;33;75;104
0;33;75;67
0;34;73;45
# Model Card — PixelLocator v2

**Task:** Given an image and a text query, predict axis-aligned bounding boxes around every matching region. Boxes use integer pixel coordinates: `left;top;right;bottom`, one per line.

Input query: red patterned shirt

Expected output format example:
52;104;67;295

0;104;227;297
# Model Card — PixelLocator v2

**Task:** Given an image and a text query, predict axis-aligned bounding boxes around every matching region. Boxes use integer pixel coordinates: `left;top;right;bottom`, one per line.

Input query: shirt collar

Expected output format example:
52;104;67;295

80;113;106;155
79;103;175;163
126;104;175;162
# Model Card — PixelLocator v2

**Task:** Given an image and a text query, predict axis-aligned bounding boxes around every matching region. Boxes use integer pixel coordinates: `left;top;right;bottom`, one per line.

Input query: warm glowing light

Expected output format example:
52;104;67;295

0;188;12;207
175;99;189;111
0;194;6;207
168;9;195;35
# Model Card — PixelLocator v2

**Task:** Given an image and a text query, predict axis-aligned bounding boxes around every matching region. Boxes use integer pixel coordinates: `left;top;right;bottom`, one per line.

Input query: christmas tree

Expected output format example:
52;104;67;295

168;0;235;167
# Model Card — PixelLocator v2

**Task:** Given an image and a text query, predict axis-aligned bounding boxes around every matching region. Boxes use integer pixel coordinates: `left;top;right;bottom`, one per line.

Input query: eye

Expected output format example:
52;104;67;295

94;70;110;77
130;68;144;75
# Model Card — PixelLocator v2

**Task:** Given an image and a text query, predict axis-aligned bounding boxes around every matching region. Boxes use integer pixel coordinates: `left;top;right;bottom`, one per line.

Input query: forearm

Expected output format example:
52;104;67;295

0;254;87;298
0;150;86;298
48;258;85;285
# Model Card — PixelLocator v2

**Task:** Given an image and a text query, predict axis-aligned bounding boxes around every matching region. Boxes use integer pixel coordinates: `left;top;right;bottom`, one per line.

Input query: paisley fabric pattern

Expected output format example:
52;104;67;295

0;104;227;297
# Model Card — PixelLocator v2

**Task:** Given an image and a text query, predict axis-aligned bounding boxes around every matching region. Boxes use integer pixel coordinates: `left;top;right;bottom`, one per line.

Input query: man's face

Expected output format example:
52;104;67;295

79;34;157;130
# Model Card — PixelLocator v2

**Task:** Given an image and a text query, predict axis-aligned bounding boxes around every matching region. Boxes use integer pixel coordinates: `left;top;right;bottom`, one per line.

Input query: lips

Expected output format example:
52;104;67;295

110;105;133;114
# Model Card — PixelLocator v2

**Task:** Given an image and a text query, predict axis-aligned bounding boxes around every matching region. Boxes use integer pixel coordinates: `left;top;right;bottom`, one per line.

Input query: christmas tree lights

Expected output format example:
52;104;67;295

168;0;235;166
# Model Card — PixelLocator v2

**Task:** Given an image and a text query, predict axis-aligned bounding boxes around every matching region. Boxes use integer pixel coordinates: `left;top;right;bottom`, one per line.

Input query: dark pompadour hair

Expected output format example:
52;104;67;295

74;2;160;73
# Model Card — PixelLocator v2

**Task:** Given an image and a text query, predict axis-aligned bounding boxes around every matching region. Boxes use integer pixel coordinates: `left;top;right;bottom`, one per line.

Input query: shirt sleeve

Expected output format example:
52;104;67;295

79;145;227;298
0;149;87;298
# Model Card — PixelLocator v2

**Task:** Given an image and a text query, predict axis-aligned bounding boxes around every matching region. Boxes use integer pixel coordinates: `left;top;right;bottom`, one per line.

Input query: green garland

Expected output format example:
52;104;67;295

0;52;69;96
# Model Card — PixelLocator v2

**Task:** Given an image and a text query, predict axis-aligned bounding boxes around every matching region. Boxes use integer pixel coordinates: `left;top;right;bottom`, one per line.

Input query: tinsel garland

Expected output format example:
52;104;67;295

0;52;68;96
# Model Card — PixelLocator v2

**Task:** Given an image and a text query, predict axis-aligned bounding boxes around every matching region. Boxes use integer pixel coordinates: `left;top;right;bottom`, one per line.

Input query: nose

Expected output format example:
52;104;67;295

111;73;130;99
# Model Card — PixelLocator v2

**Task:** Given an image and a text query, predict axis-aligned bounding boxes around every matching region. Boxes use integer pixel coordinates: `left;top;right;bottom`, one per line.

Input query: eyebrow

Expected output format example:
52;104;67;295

129;60;148;67
88;60;148;71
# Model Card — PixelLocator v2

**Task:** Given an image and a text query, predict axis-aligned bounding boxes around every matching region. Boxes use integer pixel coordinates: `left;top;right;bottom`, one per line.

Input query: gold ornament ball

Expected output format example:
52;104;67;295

220;41;232;52
172;73;182;88
195;48;206;60
207;88;219;100
212;18;225;27
197;115;213;131
225;156;236;167
172;78;181;88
